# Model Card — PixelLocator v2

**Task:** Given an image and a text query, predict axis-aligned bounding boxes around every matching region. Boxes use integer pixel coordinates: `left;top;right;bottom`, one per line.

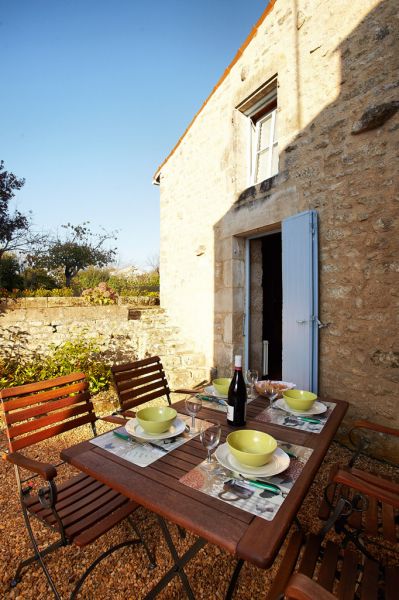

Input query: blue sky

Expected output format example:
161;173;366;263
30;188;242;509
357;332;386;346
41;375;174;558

1;0;267;269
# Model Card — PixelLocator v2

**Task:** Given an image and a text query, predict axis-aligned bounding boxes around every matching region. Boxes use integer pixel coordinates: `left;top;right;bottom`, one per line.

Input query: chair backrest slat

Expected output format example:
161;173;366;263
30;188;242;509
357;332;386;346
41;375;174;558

116;372;166;393
10;413;96;452
7;401;95;439
0;372;96;452
120;388;170;411
0;372;87;399
5;389;91;424
112;356;171;411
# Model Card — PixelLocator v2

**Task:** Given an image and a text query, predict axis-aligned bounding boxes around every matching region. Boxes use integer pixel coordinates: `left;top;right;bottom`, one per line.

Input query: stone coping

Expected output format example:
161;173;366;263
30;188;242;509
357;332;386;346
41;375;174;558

0;295;160;309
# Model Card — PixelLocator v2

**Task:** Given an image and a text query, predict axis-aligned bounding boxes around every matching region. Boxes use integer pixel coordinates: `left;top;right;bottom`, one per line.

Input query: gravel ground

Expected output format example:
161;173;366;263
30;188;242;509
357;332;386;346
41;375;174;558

0;420;397;600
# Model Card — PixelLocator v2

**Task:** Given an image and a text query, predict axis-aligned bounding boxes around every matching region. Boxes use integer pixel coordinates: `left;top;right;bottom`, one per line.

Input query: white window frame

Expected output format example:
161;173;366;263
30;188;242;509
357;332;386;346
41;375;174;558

237;77;278;186
250;107;278;184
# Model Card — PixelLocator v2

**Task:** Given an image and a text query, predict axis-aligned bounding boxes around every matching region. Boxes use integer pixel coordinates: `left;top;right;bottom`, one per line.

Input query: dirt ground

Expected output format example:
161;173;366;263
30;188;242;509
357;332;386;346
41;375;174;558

0;420;397;600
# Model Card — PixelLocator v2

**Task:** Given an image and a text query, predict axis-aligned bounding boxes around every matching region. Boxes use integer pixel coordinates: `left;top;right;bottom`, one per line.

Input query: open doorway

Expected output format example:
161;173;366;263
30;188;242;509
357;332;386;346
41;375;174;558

248;231;282;379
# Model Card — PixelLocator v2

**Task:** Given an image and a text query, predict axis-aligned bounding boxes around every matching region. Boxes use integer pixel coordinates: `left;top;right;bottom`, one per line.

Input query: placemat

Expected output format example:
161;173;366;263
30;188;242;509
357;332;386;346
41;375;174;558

179;441;313;521
255;401;336;433
90;415;209;468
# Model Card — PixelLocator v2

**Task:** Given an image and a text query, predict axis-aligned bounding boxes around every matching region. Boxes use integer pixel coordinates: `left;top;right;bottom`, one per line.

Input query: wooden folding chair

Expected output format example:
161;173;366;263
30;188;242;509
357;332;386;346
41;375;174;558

319;420;399;557
267;467;399;600
1;372;155;600
104;355;206;424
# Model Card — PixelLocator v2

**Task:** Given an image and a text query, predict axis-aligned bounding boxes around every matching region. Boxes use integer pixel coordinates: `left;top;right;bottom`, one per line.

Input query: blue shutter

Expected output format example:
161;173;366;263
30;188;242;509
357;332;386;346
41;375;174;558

282;210;318;392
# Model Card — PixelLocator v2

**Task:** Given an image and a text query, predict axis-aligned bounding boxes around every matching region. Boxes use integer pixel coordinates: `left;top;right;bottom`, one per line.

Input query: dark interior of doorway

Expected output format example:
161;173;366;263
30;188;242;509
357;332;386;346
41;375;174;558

261;232;282;380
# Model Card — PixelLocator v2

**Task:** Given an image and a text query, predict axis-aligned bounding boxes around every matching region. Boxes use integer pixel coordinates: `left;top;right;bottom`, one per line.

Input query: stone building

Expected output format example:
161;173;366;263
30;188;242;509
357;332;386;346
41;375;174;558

153;0;398;434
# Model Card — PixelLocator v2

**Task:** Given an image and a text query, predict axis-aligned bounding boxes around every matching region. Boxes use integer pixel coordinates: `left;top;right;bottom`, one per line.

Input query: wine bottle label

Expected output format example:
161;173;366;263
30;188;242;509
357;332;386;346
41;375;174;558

227;405;234;421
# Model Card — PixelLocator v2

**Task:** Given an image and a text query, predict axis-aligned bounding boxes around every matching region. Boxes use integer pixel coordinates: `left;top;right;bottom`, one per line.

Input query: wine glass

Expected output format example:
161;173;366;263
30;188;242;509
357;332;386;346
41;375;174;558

246;369;258;399
265;383;278;409
185;396;202;431
200;420;221;469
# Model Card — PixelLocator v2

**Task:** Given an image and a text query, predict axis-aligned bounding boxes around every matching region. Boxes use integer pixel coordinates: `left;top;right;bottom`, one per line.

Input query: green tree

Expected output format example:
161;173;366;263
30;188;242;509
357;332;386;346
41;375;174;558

36;222;118;287
0;160;29;259
0;253;23;291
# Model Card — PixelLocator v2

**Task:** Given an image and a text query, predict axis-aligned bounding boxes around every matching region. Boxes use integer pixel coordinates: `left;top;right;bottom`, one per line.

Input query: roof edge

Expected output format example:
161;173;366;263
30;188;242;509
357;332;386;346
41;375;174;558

152;0;277;184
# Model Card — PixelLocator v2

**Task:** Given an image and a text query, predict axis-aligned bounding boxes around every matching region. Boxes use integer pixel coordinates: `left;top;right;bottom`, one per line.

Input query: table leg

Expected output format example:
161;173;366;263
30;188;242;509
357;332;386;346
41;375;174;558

143;516;206;600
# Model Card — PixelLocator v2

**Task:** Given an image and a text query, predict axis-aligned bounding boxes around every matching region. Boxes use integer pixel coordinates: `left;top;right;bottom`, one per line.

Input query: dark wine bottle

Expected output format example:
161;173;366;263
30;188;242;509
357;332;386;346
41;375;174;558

227;355;247;426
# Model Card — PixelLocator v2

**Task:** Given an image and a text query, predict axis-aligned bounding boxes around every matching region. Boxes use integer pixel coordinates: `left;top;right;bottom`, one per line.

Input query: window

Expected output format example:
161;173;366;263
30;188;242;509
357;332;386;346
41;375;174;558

237;78;278;185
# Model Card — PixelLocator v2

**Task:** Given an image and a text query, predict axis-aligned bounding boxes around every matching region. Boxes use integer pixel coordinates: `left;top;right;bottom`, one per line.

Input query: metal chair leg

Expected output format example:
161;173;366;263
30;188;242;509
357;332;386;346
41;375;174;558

70;539;142;599
225;559;244;600
178;525;187;539
128;516;157;568
17;504;62;599
143;516;206;600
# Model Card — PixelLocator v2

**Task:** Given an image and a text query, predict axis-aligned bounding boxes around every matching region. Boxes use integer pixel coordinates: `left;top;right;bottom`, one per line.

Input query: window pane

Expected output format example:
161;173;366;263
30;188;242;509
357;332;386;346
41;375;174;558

273;110;278;143
259;115;272;150
271;144;279;177
256;149;270;182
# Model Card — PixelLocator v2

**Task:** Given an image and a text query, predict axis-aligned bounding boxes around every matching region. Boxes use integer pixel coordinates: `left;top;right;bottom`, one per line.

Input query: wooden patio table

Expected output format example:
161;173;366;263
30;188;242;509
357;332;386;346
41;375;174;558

61;395;348;599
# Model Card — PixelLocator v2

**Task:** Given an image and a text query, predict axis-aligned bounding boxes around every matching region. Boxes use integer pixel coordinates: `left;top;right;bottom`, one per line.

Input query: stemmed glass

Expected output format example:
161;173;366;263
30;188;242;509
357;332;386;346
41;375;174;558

185;396;202;432
246;369;258;399
200;420;221;469
265;383;278;409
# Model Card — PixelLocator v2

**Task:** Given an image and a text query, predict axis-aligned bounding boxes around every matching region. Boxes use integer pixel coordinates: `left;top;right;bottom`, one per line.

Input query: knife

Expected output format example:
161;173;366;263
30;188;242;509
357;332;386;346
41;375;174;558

112;430;169;453
296;416;322;425
236;476;286;496
196;394;228;406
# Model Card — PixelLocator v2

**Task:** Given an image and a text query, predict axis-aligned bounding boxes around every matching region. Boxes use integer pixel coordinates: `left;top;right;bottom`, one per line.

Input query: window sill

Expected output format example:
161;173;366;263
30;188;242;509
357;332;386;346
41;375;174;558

235;174;279;210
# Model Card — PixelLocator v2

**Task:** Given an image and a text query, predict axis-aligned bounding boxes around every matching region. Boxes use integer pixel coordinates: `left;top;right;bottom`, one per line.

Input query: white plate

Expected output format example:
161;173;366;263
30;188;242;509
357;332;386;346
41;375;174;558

204;385;228;399
215;443;290;478
125;417;186;440
274;398;327;416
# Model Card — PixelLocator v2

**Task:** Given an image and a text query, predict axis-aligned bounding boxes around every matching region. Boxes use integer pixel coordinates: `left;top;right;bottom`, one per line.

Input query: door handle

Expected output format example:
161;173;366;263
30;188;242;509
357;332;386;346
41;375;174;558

296;320;307;324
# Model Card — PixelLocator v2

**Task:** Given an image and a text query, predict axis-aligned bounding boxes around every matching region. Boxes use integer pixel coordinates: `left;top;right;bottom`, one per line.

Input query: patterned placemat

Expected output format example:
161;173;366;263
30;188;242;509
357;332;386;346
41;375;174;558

90;414;209;468
179;441;313;521
255;401;336;433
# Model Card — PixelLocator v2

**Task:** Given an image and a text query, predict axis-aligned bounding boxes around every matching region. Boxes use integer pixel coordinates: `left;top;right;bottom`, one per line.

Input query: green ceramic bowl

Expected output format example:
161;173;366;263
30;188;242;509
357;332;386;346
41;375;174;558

283;389;317;411
136;406;177;434
212;378;231;396
226;430;277;467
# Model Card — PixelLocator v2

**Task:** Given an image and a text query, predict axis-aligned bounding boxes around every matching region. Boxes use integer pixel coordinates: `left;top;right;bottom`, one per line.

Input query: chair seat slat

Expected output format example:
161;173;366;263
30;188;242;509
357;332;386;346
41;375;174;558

317;541;339;591
47;488;119;527
32;479;105;518
364;495;379;535
385;565;399;600
266;530;304;600
381;502;397;543
359;558;379;600
336;548;359;600
298;533;321;577
64;494;130;539
74;500;137;547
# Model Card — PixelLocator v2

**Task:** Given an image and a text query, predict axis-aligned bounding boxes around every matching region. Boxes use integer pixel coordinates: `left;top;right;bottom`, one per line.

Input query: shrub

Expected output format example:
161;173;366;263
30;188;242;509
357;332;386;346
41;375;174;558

22;267;59;291
82;282;118;305
0;254;23;291
0;334;112;394
73;267;111;295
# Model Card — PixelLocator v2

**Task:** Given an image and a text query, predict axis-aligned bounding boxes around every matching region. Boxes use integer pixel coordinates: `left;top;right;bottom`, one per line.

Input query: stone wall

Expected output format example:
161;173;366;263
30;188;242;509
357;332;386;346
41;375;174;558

0;297;209;389
156;0;399;451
